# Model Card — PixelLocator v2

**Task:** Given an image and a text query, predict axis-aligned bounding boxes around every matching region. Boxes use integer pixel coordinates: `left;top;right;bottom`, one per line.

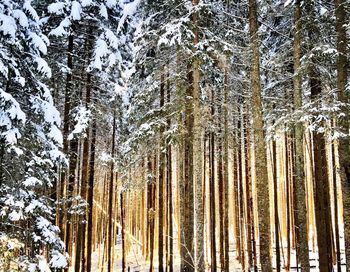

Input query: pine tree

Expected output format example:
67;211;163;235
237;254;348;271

335;0;350;270
248;0;272;270
0;0;67;269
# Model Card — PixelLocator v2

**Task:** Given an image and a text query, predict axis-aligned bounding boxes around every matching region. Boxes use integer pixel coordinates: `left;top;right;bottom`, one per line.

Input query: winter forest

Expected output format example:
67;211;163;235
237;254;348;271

1;0;350;271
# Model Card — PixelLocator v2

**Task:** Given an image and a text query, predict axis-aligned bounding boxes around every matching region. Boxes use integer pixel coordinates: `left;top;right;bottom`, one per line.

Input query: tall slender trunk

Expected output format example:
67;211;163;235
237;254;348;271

209;92;216;272
66;107;79;259
86;116;97;272
158;72;165;272
292;1;310;270
179;45;196;272
310;76;333;272
149;156;156;271
244;111;252;271
335;0;350;270
245;113;257;272
238;104;246;270
210;88;217;272
234;108;242;267
285;132;291;271
121;192;126;272
223;63;229;272
191;0;204;270
248;0;272;270
306;3;334;270
331;141;341;272
74;69;92;272
272;139;281;272
63;33;74;255
218;135;225;270
107;111;116;272
167;82;173;272
232;136;239;262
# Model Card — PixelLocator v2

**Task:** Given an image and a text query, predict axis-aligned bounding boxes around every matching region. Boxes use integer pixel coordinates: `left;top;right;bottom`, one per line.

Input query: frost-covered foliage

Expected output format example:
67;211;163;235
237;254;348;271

125;0;246;162
0;234;24;271
259;1;349;140
46;0;134;165
0;0;66;269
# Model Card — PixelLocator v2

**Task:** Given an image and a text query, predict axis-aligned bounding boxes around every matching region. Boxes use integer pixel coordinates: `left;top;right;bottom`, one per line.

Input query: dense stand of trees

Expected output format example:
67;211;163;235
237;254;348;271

1;0;350;271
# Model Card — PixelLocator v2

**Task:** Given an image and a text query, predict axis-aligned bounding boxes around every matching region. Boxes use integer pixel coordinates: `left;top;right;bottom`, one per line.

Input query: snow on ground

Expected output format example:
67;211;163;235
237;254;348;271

90;226;347;271
91;235;242;271
91;239;346;272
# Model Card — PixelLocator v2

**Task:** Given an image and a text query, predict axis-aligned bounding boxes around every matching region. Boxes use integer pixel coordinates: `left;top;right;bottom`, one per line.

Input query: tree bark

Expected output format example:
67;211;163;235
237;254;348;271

86;115;97;272
209;87;217;272
248;0;272;270
166;82;173;272
107;110;116;272
121;192;126;272
310;76;333;272
292;1;310;270
335;0;350;270
305;2;334;270
272;139;280;272
158;72;165;272
191;0;204;270
74;69;92;272
223;63;229;272
62;33;74;257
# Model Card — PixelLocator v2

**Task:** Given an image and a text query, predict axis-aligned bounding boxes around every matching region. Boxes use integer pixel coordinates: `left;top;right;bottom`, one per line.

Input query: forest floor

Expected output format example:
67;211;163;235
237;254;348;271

91;238;347;272
90;227;346;271
91;237;243;271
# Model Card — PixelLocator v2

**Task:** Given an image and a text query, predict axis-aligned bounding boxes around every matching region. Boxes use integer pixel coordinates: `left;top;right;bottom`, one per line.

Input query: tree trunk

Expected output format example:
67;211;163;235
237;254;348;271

223;63;229;272
209;87;217;272
107;110;116;272
335;0;350;270
310;75;333;271
285;132;291;271
62;33;74;256
234;109;242;268
86;115;96;272
74;68;92;272
191;0;204;270
166;82;174;272
148;156;156;271
305;2;334;270
244;111;253;271
272;139;281;272
121;192;126;272
218;137;225;271
292;1;310;270
331;140;342;271
238;104;246;270
248;0;272;270
158;72;165;272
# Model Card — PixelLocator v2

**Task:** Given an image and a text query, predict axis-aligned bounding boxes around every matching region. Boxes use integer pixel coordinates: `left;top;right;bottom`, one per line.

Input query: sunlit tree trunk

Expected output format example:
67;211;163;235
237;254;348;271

74;71;91;272
335;0;350;270
331;139;341;271
63;33;74;258
121;192;126;272
158;71;165;272
166;80;174;272
292;1;310;270
209;88;217;272
223;63;229;272
107;110;116;272
305;2;334;270
86;115;97;272
248;0;272;270
272;138;280;271
191;0;204;270
233;117;241;267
